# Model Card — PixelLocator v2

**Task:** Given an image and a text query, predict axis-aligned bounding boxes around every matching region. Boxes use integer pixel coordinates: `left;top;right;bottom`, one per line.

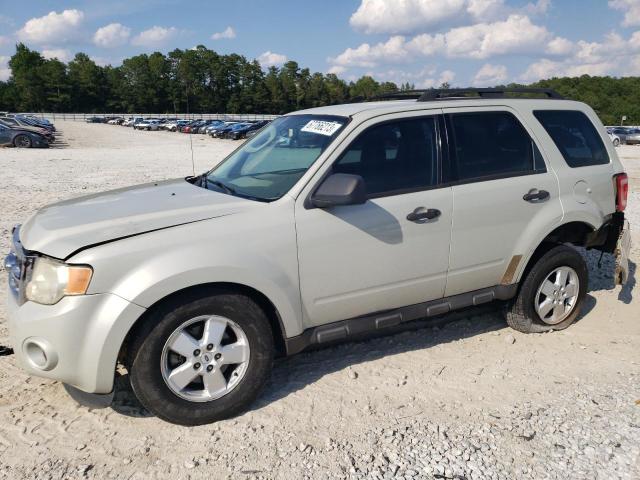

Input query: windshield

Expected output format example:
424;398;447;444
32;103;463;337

205;114;347;201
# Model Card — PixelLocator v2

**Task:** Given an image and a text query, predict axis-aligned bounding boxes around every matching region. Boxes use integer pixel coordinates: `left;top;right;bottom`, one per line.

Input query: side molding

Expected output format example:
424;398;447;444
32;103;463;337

285;284;518;355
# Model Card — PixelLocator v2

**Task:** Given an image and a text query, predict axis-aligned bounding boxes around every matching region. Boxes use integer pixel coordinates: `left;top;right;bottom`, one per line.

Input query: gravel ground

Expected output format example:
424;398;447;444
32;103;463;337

0;121;638;480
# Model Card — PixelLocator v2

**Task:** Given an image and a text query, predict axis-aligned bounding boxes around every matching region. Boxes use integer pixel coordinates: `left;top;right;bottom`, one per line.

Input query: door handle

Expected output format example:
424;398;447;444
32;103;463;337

523;189;550;203
407;207;441;222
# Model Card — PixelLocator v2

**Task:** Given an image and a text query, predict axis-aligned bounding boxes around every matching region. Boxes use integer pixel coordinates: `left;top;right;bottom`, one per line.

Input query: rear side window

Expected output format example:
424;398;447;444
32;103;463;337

534;110;609;168
333;117;439;197
447;111;545;182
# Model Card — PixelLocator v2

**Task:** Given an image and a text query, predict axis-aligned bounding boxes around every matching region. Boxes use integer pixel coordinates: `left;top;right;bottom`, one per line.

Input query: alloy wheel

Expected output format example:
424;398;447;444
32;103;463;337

534;266;580;325
160;315;250;402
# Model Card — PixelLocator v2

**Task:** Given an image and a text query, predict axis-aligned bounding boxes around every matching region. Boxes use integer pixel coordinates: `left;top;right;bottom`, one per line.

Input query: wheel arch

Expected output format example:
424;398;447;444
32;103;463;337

515;220;595;284
118;282;288;369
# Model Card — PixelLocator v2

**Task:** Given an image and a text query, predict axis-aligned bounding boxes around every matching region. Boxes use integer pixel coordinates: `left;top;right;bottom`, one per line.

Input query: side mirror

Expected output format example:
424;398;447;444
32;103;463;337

311;173;367;208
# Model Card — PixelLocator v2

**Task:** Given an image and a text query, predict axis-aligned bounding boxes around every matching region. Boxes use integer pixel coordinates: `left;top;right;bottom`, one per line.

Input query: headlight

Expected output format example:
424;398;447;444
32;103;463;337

25;256;93;305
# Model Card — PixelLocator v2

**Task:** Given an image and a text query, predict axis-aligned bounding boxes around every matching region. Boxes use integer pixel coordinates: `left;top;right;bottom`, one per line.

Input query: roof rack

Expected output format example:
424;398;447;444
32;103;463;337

417;88;564;101
372;90;427;101
369;88;564;103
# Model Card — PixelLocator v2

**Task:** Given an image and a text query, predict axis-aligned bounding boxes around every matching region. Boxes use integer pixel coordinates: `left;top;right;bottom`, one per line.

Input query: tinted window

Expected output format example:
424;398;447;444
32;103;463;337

333;117;438;196
447;112;544;182
534;110;609;168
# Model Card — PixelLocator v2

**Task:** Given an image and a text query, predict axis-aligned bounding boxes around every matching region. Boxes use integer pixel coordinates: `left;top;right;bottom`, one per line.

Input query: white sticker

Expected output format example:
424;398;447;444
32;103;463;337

301;120;342;136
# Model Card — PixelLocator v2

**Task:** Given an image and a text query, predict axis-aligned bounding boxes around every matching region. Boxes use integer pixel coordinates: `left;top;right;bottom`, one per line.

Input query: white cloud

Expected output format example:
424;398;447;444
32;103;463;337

473;63;508;85
0;36;10;47
0;56;10;81
328;65;346;75
17;9;84;44
131;26;177;47
442;14;551;59
521;58;615;81
42;49;72;62
211;26;236;40
330;36;411;68
609;0;640;27
93;23;131;48
546;36;575;56
258;51;287;67
524;0;551;15
348;0;551;35
519;30;640;82
331;14;555;69
350;0;469;34
370;66;456;88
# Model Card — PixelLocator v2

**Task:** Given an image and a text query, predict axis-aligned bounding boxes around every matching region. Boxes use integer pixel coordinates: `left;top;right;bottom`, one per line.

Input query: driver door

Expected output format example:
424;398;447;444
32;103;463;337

294;113;453;327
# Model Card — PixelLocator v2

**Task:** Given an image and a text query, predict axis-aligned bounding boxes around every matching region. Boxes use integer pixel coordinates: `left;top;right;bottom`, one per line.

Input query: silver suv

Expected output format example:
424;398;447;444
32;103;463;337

4;88;631;425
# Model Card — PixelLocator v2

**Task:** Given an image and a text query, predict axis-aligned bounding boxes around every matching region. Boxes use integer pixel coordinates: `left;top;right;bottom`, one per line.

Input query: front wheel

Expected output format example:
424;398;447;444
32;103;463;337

505;245;588;333
128;289;274;425
613;138;620;147
13;134;32;148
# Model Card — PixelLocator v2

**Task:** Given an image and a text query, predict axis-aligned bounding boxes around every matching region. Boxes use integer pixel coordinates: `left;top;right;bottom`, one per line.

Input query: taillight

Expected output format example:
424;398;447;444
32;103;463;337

614;173;628;212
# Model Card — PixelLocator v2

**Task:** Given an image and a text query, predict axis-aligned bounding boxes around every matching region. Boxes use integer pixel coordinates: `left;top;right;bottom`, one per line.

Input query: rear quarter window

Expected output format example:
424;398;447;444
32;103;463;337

534;110;609;168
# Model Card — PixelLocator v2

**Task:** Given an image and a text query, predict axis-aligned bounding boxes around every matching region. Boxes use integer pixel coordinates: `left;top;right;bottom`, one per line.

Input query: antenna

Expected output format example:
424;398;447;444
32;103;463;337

186;85;195;176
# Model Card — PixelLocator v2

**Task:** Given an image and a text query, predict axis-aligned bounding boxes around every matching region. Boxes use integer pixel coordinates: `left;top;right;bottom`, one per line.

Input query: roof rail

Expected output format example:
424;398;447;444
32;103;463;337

417;88;564;101
371;90;426;101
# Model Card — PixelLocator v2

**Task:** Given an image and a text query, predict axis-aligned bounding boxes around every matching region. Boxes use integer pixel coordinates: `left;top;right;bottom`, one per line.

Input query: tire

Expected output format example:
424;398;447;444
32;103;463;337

128;289;274;425
505;245;588;333
613;138;620;147
13;134;32;148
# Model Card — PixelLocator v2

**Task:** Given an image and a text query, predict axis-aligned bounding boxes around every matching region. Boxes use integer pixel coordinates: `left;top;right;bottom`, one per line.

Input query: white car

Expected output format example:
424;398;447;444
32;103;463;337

134;119;161;131
608;131;621;147
5;88;631;425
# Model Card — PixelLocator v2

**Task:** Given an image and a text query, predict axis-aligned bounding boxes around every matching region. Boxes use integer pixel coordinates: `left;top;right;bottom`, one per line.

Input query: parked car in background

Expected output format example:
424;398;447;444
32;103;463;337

133;119;161;131
181;120;206;134
85;116;104;123
608;127;633;144
0;118;55;143
0;123;49;148
209;121;240;138
227;121;270;140
202;121;227;135
622;128;640;145
2;115;54;133
608;131;620;146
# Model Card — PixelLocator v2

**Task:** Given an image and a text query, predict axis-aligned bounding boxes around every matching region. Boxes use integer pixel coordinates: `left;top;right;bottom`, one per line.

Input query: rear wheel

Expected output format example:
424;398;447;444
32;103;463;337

13;134;32;148
613;138;620;147
128;289;274;425
505;245;588;333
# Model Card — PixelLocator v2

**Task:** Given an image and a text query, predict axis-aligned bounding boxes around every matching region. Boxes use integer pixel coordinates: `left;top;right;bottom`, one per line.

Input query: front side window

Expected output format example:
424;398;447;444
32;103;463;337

332;117;439;197
206;115;347;201
534;110;609;168
447;111;544;182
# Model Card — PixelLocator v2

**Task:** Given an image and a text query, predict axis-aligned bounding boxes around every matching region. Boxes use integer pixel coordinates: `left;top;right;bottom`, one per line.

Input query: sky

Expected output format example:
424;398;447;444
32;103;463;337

0;0;639;87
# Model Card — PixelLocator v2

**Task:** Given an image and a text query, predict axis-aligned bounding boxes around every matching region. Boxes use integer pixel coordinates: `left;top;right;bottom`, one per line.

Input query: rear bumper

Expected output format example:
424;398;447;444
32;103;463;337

587;212;631;285
615;219;632;285
6;290;146;393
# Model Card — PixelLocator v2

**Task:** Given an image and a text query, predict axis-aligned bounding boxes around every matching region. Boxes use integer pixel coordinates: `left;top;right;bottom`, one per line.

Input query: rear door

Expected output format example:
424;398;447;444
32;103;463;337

442;107;563;296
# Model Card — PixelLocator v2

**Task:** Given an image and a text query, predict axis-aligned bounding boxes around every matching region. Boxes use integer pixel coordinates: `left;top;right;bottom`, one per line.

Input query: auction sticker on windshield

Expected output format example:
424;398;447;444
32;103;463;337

301;120;342;136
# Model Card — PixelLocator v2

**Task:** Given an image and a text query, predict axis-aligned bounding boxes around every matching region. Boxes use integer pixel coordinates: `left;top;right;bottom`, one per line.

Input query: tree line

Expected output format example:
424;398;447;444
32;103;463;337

0;43;638;125
0;44;406;115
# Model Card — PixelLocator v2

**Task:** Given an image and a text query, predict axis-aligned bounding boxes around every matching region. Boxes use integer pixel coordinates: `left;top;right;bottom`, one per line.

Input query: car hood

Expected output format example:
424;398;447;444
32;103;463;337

13;126;49;136
20;179;257;259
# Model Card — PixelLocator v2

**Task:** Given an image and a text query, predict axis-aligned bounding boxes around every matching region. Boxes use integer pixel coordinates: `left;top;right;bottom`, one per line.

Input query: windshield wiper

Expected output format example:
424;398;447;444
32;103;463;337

205;177;237;195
